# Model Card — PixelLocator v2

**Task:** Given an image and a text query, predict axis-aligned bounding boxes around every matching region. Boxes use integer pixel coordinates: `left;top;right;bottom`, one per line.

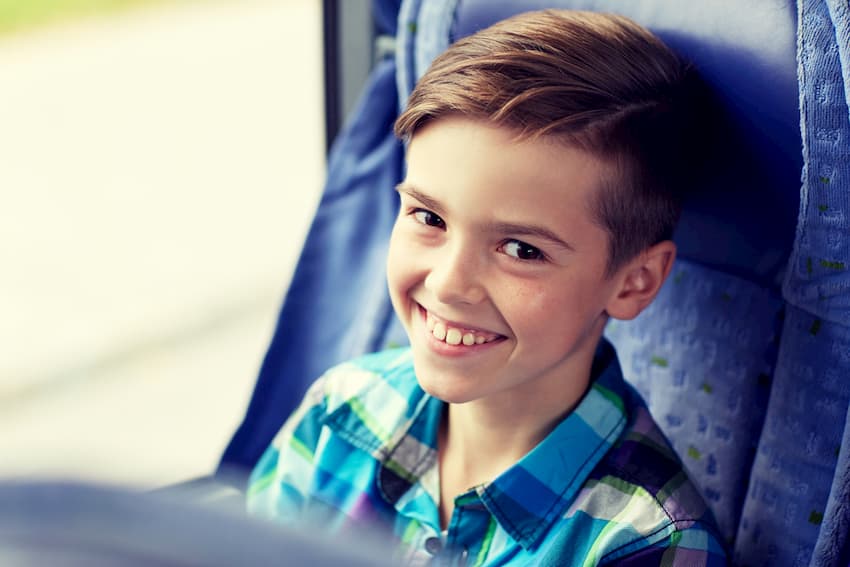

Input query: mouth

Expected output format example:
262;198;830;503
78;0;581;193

417;304;505;347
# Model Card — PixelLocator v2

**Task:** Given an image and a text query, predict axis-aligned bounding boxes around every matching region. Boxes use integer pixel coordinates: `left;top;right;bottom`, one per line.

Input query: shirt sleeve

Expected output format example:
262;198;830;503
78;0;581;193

245;375;329;522
602;526;728;566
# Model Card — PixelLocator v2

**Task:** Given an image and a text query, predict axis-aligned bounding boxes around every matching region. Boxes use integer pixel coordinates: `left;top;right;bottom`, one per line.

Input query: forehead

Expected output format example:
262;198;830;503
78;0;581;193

404;117;607;226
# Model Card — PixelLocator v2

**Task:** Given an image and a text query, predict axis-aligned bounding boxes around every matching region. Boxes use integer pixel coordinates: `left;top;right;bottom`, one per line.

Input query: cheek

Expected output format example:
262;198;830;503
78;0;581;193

500;281;553;332
513;282;549;311
386;225;420;293
386;230;405;288
502;278;596;339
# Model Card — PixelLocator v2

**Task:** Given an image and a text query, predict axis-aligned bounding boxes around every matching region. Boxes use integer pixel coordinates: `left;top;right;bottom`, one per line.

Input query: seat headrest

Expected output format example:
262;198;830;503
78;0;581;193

408;0;801;286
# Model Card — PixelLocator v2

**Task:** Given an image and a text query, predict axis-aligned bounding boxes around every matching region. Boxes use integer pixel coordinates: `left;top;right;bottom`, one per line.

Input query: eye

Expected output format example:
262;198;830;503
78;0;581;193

501;239;545;262
411;208;446;229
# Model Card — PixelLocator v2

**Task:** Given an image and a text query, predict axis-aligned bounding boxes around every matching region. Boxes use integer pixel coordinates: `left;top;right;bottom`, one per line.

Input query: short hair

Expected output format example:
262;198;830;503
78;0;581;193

395;10;700;276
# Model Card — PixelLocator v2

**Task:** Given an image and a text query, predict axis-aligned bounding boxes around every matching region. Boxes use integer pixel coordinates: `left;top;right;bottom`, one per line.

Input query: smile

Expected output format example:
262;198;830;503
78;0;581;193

421;307;503;347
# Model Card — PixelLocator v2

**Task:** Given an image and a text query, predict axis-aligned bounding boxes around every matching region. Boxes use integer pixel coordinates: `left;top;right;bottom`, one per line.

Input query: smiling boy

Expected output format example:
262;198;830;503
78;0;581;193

248;10;727;566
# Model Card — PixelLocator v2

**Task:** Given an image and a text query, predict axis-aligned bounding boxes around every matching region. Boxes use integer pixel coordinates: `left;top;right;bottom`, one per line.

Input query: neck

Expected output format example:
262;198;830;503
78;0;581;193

443;384;582;481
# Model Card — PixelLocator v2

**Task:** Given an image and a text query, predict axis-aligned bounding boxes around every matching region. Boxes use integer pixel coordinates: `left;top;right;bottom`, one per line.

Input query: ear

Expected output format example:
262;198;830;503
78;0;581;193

605;241;676;321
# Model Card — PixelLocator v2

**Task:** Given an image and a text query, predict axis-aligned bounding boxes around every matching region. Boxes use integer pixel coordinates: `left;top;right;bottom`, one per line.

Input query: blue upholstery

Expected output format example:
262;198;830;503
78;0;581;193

221;0;850;565
603;262;783;545
736;2;850;565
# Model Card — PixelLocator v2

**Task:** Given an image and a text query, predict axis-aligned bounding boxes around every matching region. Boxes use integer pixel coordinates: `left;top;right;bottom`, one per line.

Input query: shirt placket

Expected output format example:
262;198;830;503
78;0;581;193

423;491;493;567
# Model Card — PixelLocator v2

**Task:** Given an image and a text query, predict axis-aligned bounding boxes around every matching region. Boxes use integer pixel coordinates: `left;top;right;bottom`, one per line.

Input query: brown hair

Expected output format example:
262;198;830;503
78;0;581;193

395;10;699;276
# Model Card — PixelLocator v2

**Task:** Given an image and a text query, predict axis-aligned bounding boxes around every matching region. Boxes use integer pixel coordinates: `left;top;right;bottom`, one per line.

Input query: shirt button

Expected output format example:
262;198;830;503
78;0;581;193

424;536;442;555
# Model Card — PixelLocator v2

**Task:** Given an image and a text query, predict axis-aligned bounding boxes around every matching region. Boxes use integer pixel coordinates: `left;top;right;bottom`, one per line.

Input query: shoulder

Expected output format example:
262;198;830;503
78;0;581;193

317;347;419;414
261;347;417;447
576;399;728;563
282;347;434;456
249;348;422;497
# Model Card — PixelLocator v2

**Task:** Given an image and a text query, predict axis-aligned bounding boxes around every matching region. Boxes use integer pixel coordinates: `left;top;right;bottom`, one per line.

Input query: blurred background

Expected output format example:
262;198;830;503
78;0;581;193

0;0;327;487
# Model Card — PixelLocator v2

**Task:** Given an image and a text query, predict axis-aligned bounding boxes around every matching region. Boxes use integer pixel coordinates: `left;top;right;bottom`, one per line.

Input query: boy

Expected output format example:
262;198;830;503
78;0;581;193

247;10;727;566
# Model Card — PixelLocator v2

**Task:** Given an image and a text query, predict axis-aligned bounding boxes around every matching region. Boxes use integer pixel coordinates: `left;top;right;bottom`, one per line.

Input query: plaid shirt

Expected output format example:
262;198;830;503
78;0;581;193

247;341;727;566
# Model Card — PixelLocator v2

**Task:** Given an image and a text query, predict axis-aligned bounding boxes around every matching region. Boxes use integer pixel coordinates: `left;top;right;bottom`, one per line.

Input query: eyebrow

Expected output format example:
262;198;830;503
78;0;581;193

395;183;446;216
395;182;575;252
484;221;576;252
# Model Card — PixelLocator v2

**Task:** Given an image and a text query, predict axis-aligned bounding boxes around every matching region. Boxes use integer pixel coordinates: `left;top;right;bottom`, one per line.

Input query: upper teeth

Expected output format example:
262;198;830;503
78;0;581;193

428;316;495;346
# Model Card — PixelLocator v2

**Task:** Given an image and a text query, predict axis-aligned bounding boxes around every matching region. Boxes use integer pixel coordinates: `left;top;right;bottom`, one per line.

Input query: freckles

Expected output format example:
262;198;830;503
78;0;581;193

508;282;550;314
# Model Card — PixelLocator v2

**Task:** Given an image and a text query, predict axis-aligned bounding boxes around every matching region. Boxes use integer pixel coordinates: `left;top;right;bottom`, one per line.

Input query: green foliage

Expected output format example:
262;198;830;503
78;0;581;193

0;0;182;36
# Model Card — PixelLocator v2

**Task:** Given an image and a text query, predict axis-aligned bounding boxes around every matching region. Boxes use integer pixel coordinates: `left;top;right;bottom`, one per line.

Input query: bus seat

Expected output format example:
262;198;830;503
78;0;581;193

220;1;850;565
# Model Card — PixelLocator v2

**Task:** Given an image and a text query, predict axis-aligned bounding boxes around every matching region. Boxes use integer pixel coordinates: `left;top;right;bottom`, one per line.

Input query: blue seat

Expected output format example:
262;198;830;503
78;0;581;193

220;1;850;565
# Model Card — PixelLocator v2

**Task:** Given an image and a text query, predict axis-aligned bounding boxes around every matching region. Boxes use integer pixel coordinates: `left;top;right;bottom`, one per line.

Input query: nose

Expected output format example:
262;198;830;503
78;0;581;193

424;238;486;305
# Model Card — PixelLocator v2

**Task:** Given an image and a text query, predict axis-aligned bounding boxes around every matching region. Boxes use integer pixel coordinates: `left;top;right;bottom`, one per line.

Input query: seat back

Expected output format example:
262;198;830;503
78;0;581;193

398;1;798;548
221;1;850;564
741;2;850;565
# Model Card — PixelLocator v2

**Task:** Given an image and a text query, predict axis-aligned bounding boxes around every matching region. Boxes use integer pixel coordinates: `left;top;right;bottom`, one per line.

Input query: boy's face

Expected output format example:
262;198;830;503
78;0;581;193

387;117;624;411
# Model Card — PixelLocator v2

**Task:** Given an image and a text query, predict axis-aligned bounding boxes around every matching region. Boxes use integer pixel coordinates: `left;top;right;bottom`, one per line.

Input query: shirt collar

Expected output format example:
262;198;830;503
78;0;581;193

323;341;630;549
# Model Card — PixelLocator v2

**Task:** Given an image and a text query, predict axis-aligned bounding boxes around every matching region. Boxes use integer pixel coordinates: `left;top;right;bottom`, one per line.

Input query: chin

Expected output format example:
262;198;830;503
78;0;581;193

413;371;476;405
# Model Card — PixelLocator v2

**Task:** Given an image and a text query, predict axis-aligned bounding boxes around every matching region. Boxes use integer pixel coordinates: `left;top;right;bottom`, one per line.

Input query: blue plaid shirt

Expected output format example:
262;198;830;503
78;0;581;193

247;341;727;565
